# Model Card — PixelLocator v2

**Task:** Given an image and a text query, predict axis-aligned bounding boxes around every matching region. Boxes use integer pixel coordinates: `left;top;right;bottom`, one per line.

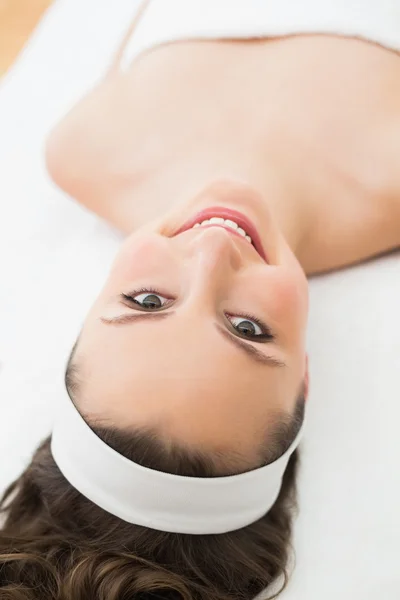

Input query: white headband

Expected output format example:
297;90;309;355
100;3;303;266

51;388;305;535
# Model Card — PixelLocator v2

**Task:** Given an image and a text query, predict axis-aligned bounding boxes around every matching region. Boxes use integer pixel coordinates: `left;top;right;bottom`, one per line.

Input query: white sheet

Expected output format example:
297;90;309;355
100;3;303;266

0;2;399;599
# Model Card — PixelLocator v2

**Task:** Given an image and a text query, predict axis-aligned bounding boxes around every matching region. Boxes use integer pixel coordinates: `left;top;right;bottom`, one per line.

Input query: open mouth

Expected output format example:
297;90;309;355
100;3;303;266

173;207;268;262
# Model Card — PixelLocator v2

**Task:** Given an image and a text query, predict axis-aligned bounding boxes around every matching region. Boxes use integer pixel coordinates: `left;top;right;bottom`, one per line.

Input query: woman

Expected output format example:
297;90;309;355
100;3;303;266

1;1;400;598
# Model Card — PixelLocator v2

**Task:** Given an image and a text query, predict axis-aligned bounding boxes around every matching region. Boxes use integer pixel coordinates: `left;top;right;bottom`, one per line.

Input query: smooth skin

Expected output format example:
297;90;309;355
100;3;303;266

46;9;400;467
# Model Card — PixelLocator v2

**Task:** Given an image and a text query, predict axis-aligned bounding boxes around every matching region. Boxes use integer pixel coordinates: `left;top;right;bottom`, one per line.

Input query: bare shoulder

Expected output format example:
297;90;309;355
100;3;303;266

45;55;154;229
45;0;151;228
302;162;400;276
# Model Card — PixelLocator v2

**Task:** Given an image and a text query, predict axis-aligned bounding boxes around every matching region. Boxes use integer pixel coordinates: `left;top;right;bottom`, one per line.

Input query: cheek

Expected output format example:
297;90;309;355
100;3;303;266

264;267;309;329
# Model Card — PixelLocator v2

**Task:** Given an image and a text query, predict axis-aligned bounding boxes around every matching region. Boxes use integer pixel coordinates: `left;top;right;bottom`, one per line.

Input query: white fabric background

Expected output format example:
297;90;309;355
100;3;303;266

0;2;399;599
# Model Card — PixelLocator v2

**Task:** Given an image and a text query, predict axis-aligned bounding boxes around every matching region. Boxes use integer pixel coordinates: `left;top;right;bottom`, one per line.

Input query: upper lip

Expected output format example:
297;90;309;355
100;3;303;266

173;207;268;262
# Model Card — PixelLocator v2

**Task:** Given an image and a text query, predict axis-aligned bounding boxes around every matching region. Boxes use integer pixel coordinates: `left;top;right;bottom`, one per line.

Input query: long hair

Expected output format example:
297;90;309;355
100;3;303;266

0;354;304;600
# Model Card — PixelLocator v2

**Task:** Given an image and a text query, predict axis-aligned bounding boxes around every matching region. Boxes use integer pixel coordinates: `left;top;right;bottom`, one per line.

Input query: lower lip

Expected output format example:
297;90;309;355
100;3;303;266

174;207;268;262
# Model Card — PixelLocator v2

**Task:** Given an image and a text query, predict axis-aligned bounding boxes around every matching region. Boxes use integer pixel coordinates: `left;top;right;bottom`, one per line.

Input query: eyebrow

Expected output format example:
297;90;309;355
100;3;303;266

214;324;286;368
100;312;286;368
101;312;174;325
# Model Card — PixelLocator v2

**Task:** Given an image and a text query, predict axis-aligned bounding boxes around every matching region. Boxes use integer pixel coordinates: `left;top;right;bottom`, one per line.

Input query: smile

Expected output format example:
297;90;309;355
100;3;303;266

192;217;253;243
174;207;268;262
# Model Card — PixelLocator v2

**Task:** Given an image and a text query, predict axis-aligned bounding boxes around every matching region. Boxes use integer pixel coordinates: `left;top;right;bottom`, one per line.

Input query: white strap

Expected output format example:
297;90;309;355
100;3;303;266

51;388;304;534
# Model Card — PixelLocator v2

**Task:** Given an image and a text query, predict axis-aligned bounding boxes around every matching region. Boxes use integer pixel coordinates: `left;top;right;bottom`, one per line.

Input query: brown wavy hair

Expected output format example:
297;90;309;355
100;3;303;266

0;352;304;600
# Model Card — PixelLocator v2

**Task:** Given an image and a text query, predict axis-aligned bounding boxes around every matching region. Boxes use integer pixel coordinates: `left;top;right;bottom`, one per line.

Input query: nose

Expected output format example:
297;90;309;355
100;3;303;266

185;226;243;294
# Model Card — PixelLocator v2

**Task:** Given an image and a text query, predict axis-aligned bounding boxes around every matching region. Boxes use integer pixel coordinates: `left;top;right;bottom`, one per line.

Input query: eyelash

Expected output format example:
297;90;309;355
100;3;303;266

121;288;173;306
121;289;275;341
226;312;275;341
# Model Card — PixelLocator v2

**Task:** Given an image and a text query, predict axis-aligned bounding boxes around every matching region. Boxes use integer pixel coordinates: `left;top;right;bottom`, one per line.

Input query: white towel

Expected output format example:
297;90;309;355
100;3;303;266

121;0;400;69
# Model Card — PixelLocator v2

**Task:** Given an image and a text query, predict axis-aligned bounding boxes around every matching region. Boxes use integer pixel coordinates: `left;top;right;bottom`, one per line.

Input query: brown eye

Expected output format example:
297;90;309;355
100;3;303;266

122;290;172;310
136;293;163;309
226;313;275;341
229;316;263;337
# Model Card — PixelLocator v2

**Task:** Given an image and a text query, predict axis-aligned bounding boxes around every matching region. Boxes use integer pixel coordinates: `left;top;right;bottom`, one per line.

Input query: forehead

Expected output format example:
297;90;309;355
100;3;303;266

75;315;299;454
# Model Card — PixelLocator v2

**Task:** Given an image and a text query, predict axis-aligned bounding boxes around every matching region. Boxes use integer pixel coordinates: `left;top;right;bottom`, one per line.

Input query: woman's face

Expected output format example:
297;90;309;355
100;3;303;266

76;181;309;465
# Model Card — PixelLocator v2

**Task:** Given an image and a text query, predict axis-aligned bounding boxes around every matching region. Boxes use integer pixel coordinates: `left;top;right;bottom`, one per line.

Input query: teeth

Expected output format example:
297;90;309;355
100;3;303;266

209;217;225;225
190;217;253;245
224;219;239;230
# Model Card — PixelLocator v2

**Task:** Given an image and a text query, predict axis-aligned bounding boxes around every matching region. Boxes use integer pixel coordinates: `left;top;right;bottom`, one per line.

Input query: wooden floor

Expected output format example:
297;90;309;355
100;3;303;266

0;0;53;75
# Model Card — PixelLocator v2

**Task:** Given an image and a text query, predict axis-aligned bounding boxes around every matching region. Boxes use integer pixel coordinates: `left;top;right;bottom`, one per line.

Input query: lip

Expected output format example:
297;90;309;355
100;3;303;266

173;207;268;262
